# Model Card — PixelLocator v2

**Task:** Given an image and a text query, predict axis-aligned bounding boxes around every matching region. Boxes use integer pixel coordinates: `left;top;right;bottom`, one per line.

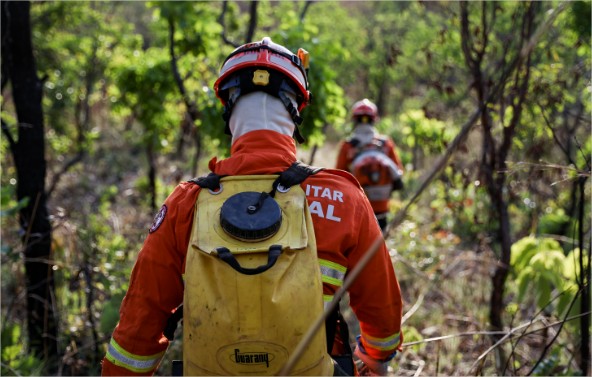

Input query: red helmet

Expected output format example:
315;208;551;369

214;37;311;112
351;98;378;123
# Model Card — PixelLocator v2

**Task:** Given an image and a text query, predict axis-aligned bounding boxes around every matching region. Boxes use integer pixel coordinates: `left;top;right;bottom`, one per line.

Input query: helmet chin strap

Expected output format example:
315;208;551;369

277;83;305;144
229;92;299;145
222;77;242;135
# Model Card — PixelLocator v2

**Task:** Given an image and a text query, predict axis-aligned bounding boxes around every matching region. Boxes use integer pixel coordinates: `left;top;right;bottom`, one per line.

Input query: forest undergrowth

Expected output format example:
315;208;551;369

2;134;585;376
1;123;584;376
305;139;582;376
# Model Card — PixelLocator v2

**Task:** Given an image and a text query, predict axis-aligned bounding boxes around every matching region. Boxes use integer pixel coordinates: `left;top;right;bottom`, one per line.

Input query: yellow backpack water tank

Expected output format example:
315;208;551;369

183;174;333;376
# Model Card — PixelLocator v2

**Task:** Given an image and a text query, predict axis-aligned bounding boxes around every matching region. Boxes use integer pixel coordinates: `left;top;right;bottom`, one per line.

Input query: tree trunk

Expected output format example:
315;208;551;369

308;123;329;165
147;140;157;212
488;185;512;332
1;1;58;371
460;3;536;373
577;176;591;375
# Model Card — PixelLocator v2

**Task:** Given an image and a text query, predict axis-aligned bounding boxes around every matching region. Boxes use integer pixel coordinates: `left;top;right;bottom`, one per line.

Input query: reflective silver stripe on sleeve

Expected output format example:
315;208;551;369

362;332;401;351
319;259;347;287
106;338;164;373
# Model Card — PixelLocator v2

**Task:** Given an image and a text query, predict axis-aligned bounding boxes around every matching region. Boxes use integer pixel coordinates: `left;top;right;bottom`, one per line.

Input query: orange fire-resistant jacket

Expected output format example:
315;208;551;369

101;130;403;376
335;136;404;214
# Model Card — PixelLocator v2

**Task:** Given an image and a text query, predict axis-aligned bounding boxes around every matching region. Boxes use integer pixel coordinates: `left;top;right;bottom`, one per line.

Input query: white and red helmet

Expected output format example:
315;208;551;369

214;37;310;111
351;98;379;123
213;37;311;142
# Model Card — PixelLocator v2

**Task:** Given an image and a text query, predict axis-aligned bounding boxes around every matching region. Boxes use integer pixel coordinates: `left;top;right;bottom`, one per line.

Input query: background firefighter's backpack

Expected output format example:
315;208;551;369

348;137;403;200
178;162;333;376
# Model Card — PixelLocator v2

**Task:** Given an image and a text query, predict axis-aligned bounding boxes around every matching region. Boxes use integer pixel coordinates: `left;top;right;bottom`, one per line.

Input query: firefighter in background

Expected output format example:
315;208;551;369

335;99;404;232
102;38;403;376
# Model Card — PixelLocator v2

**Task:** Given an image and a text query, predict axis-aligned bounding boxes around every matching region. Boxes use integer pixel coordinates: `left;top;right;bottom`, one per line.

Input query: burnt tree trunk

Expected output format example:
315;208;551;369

1;1;58;371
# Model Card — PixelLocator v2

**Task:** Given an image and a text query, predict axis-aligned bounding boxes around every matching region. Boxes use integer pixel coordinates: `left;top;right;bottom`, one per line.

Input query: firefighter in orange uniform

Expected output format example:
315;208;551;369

101;38;403;376
335;99;404;232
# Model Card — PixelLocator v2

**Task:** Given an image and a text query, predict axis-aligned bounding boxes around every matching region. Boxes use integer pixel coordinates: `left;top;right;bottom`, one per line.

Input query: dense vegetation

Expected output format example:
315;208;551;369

1;1;590;376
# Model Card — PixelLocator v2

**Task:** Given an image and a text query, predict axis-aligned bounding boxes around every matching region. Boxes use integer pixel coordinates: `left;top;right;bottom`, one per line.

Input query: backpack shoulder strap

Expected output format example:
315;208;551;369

166;174;224;340
188;173;223;191
375;136;387;148
188;163;320;193
347;137;361;148
271;161;323;196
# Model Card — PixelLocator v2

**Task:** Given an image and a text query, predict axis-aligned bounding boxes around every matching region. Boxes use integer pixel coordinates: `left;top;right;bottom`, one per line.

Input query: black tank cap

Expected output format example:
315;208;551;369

220;192;282;241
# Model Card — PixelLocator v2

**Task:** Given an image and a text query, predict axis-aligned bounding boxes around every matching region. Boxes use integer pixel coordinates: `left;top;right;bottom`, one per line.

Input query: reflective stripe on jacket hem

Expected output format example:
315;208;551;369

106;338;164;374
319;259;346;287
362;332;401;352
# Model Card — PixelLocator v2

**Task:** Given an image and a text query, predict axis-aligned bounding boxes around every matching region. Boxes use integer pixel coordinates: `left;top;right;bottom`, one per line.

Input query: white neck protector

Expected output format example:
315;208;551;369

229;91;296;145
353;123;377;146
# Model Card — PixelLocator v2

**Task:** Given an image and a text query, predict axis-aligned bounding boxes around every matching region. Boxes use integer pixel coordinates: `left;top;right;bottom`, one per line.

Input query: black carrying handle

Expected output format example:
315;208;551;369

163;244;283;340
216;245;282;275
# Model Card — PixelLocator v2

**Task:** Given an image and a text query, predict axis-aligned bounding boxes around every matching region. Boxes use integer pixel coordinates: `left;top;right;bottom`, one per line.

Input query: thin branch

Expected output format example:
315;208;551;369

527;287;583;375
218;1;240;48
168;18;186;100
504;161;585;176
404;330;506;348
300;0;314;23
404;312;590;349
244;1;257;44
538;100;574;164
400;252;499;324
1;118;17;155
0;362;22;376
47;37;100;199
308;123;328;165
503;284;580;374
1;285;25;334
218;1;257;47
460;2;477;71
478;1;489;58
576;136;592;172
497;2;535;167
83;261;101;363
168;16;199;121
46;152;84;199
168;14;202;175
519;1;569;60
466;310;590;375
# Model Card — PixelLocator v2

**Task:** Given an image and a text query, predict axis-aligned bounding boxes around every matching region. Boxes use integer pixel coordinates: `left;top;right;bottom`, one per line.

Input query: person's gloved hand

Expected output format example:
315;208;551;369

353;345;390;376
